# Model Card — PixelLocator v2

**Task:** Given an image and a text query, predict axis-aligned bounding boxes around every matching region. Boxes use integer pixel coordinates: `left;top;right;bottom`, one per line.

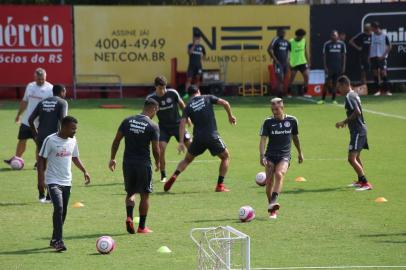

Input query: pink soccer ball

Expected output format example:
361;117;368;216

255;172;267;186
10;156;24;170
96;236;116;255
239;206;255;222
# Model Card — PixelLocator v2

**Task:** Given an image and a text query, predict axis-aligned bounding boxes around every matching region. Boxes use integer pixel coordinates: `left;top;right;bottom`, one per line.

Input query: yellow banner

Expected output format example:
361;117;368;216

74;6;309;85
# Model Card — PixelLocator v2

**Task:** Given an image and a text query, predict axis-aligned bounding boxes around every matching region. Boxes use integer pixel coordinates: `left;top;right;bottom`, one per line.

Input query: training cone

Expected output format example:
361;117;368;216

295;176;306;182
133;217;140;223
157;246;172;254
72;202;84;208
375;197;388;203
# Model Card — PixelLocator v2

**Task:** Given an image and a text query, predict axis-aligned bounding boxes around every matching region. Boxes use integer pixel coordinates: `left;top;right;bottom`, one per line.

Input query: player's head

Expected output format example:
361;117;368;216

143;98;159;119
337;75;351;95
53;84;66;98
295;29;306;40
61;116;78;138
193;32;201;43
364;23;371;33
339;31;346;42
277;28;286;38
331;30;339;41
371;21;380;33
34;68;46;86
270;97;284;117
187;85;200;97
154;75;167;92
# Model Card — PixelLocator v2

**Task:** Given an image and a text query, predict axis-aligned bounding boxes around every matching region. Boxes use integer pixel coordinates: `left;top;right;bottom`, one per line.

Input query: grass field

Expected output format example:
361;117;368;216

1;95;406;270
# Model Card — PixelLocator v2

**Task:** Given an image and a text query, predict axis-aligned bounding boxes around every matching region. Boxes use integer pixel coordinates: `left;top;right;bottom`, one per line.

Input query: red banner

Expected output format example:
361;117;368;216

0;6;73;85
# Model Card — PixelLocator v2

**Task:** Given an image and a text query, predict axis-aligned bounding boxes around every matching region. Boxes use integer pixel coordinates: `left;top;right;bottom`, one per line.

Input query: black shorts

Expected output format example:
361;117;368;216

123;162;153;195
17;124;34;140
291;64;308;73
266;153;291;166
159;126;191;143
188;134;226;157
274;62;288;81
326;70;342;85
360;55;370;72
187;65;203;78
37;138;45;152
370;57;387;71
349;133;369;152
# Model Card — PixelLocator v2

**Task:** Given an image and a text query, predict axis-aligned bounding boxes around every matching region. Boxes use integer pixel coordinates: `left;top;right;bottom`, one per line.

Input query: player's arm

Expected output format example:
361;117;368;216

305;43;310;67
72;157;91;185
292;135;304;164
349;33;362;51
152;140;160;172
188;43;195;55
259;136;268;167
217;98;236;125
109;130;124;172
336;100;361;128
267;40;278;63
15;100;28;123
28;104;40;139
342;45;347;74
177;117;188;154
323;44;327;73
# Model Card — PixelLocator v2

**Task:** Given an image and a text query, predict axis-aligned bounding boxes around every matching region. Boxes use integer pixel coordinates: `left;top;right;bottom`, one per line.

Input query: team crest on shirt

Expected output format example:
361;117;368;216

166;97;172;104
284;121;291;128
161;101;166;106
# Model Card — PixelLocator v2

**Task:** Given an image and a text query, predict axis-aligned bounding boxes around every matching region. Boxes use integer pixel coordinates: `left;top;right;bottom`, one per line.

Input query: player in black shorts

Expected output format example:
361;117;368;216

109;99;160;234
319;30;346;105
164;85;236;193
259;98;303;219
335;76;372;191
29;84;68;203
146;76;191;182
349;24;371;85
268;28;290;97
185;33;206;94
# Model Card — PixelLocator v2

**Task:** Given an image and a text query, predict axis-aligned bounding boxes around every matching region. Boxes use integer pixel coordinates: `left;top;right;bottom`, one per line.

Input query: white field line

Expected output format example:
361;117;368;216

252;266;406;270
296;97;406;120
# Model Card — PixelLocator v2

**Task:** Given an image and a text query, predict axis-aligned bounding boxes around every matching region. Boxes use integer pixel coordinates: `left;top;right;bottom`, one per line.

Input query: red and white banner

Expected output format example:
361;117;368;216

0;6;73;85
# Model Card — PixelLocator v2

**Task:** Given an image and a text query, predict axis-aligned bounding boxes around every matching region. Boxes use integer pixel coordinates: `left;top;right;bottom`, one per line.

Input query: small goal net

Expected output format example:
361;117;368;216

190;226;250;270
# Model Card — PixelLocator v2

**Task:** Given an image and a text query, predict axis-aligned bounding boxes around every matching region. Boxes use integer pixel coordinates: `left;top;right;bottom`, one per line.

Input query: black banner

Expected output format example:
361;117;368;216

310;3;406;82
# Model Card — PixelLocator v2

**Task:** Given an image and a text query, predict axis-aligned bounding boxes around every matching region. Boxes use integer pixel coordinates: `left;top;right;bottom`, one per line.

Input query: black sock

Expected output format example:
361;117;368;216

126;205;134;219
358;175;367;183
322;87;327;100
373;76;380;90
173;170;180;177
332;90;336;101
303;85;308;94
217;176;224;185
139;215;147;229
161;170;166;179
271;192;279;204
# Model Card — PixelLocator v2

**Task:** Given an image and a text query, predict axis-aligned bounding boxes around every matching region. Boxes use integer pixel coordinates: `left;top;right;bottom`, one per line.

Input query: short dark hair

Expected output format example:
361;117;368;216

295;29;306;37
61;116;78;127
52;84;65;96
337;75;351;85
371;21;380;28
144;98;159;109
277;28;285;36
154;76;167;86
187;85;199;96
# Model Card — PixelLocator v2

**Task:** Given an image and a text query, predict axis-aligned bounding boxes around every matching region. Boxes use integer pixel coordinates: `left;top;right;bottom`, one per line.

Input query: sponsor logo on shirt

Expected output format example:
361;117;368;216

190;98;206;112
55;146;72;157
129;119;148;134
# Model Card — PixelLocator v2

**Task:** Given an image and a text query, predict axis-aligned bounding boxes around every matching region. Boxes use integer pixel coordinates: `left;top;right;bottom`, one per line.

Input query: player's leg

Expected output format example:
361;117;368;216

48;184;67;251
138;193;152;233
349;134;372;191
301;66;309;96
137;165;153;233
380;61;391;95
125;193;136;234
331;73;338;103
215;149;230;192
265;161;276;204
195;74;202;88
268;160;289;218
319;75;332;104
287;68;297;97
159;141;168;182
123;162;137;234
164;152;196;192
371;58;381;96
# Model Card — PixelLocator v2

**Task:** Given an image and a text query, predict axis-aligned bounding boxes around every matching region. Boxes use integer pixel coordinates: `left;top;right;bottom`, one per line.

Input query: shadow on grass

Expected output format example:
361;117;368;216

0;247;53;255
154;191;202;196
360;232;406;244
85;182;122;187
39;233;127;241
360;232;406;238
283;187;346;195
0;202;30;207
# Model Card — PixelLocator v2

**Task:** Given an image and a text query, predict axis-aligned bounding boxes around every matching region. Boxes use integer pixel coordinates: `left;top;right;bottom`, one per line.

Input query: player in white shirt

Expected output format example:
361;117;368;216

38;116;90;252
4;68;53;167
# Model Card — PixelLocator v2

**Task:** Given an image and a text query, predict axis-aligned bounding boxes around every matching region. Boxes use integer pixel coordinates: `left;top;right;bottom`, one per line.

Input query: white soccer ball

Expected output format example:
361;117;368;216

96;236;116;254
239;206;255;222
255;172;267;186
10;157;24;170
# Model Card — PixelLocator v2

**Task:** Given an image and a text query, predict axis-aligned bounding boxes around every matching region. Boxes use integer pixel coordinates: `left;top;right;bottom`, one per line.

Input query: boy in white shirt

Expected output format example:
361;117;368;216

38;116;90;252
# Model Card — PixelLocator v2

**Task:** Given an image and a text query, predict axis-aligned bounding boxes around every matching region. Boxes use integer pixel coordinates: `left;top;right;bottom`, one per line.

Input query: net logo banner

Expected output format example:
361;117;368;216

0;6;73;85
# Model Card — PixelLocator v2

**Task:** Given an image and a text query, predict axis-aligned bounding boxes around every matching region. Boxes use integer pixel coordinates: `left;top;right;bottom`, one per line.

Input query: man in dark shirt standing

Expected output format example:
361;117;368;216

268;28;290;97
349;24;372;85
319;30;346;104
109;99;160;234
259;98;303;219
147;76;191;182
164;86;236;193
185;33;206;94
29;84;68;203
335;76;372;191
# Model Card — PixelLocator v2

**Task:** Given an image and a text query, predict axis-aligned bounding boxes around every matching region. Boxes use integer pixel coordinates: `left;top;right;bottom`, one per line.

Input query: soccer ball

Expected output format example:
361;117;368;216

10;156;24;170
96;236;116;255
255;172;266;186
239;206;255;222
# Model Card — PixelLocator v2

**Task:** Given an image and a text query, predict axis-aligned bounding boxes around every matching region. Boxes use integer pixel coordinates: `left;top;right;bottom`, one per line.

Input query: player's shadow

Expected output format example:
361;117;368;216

0;202;30;207
39;232;127;241
84;182;122;187
283;187;346;195
154;191;202;195
0;247;53;255
359;232;406;244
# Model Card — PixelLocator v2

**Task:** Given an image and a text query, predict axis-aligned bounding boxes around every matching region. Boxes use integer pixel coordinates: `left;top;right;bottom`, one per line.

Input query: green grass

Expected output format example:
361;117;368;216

1;95;406;270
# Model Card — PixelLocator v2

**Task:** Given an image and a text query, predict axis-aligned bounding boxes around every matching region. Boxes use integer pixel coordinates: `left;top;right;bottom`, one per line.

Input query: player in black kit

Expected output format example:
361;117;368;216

259;98;303;219
147;76;191;182
164;85;236;193
109;99;160;234
335;76;372;191
268;28;290;97
185;33;206;93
